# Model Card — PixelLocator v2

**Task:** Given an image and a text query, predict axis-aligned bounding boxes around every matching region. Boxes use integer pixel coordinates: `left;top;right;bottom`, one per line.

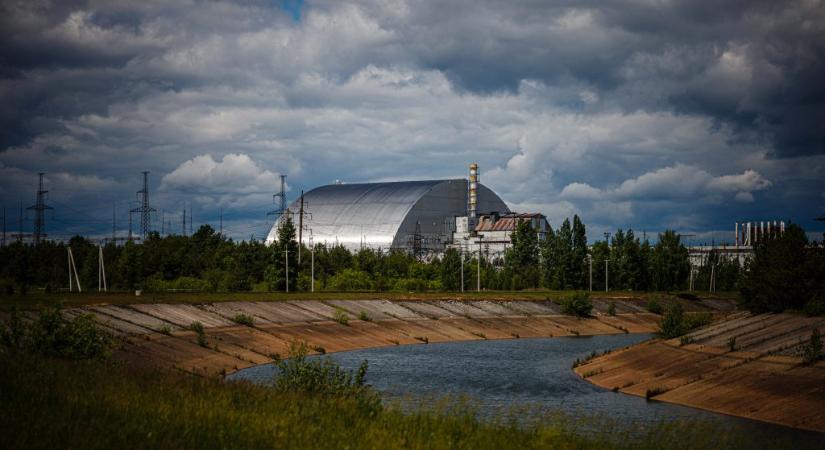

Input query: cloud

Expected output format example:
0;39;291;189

161;153;279;192
1;1;823;240
560;164;772;203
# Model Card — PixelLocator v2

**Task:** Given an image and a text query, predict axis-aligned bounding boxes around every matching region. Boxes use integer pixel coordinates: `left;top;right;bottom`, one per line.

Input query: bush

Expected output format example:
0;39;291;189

607;301;616;316
144;275;210;293
358;311;372;322
659;305;712;339
333;308;349;326
658;303;685;338
560;292;593;317
272;340;379;412
647;299;664;314
0;307;114;359
327;269;372;291
802;329;823;365
394;278;430;292
232;314;254;326
189;321;208;347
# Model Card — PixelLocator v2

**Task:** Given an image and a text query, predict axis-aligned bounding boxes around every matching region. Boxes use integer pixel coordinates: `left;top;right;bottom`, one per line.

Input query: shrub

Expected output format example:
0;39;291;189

802;329;823;365
0;307;114;360
645;387;666;400
157;324;172;335
327;269;372;291
728;336;737;352
658;303;685;338
333;308;349;326
232;314;254;326
647;299;664;314
189;321;208;347
272;340;379;411
394;278;430;292
358;311;372;322
607;301;616;316
560;292;593;317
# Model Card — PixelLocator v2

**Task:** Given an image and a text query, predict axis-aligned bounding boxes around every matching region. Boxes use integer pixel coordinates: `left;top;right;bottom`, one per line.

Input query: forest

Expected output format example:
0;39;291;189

1;215;822;314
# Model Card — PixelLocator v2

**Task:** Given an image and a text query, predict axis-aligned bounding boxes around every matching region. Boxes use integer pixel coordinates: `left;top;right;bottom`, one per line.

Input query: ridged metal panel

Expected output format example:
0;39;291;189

265;179;510;251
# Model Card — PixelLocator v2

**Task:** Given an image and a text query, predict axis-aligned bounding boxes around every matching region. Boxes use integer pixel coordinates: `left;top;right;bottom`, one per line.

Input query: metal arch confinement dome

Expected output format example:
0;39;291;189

265;179;510;252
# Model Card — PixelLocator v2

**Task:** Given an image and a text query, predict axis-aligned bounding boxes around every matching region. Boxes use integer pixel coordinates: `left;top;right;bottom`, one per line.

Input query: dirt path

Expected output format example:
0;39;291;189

574;312;825;433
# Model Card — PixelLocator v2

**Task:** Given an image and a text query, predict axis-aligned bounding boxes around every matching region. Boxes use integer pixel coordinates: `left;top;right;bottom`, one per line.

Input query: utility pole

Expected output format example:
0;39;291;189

18;200;23;242
460;246;464;293
219;208;223;236
128;209;133;242
284;248;289;293
587;254;592;292
27;173;53;244
182;204;186;236
709;264;715;293
298;190;304;264
98;244;107;292
112;203;116;243
189;206;193;235
68;247;81;292
477;237;483;292
130;171;155;240
310;237;315;293
605;259;609;292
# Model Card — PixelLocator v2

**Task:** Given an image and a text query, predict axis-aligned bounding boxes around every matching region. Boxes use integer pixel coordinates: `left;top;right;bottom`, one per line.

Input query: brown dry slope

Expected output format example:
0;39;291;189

65;298;720;377
574;312;825;433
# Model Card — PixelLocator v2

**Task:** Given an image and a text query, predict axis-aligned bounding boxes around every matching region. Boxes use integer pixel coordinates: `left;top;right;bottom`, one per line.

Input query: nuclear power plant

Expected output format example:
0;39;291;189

265;164;550;257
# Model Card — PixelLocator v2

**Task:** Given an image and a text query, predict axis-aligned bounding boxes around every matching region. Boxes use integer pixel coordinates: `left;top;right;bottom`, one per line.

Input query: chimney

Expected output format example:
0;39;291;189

468;163;478;226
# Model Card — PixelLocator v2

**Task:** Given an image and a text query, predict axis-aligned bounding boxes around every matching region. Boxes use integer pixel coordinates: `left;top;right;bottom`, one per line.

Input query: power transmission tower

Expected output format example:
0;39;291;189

182;203;186;236
27;173;53;244
130;171;155;240
267;175;288;222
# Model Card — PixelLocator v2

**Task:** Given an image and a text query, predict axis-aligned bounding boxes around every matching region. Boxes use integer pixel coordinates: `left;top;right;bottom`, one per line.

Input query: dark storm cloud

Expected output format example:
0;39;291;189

1;0;823;240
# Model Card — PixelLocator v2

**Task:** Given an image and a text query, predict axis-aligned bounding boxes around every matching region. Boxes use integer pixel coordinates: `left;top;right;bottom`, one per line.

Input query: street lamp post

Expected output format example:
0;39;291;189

284;248;289;293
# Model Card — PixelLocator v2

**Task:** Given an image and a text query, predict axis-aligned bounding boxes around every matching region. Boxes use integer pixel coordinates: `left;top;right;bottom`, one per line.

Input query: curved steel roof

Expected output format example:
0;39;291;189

265;179;509;251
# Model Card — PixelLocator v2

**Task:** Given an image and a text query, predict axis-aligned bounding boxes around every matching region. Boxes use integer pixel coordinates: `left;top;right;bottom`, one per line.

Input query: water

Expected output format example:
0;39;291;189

229;334;823;446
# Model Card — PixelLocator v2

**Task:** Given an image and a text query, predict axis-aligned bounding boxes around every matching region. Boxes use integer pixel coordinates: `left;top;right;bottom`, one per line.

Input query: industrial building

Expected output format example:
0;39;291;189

451;212;550;262
265;165;512;253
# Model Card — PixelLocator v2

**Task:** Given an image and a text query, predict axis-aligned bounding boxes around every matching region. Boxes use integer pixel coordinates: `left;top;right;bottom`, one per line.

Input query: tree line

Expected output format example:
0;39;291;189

1;215;822;315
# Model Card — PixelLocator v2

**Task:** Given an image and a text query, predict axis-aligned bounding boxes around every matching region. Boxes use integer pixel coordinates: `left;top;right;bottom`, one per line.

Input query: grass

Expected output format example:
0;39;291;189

332;308;349;326
0;289;740;311
0;353;754;450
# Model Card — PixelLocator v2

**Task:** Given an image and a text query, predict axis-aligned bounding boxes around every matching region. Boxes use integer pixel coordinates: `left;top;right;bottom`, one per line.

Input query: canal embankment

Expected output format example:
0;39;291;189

574;312;825;433
38;297;731;376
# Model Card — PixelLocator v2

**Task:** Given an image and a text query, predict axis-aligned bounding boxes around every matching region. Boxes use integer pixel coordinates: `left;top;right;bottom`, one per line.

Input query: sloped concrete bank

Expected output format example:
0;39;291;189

64;297;727;376
574;312;825;433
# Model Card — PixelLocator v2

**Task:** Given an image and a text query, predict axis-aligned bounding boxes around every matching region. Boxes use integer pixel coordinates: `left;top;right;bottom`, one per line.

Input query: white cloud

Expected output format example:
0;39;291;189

161;153;280;193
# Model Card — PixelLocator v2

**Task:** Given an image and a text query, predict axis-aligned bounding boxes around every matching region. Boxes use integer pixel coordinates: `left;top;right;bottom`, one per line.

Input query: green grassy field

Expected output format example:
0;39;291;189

0;289;739;311
0;353;753;450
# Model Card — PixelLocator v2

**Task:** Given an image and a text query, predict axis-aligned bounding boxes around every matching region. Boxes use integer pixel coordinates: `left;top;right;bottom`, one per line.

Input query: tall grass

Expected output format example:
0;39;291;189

0;352;760;450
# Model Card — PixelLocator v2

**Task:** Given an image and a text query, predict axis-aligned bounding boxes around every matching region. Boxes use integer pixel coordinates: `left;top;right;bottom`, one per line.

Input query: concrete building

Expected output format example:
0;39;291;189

451;212;549;263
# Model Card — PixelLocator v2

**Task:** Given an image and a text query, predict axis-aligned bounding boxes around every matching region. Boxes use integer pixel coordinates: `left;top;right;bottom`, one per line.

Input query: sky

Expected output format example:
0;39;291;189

1;0;824;244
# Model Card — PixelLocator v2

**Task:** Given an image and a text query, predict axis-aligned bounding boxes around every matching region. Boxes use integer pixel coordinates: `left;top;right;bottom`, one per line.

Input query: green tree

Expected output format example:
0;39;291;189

439;248;462;291
650;230;690;291
265;216;299;291
571;215;588;289
740;224;818;313
505;218;540;288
